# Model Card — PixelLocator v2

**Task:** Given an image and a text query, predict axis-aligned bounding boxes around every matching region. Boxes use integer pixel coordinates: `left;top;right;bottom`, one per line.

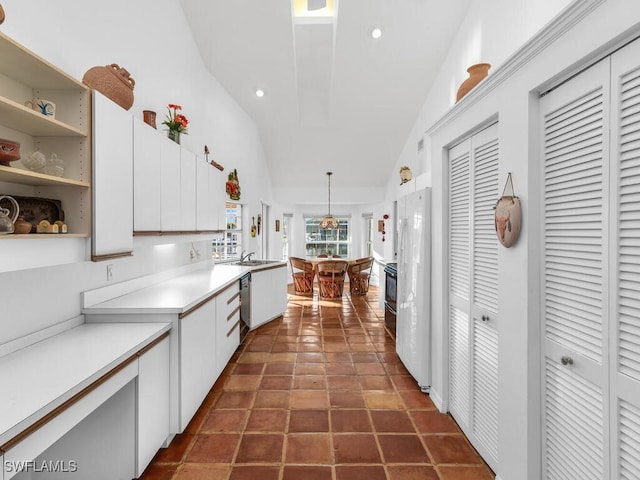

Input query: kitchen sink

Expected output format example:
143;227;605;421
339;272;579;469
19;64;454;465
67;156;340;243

234;259;281;266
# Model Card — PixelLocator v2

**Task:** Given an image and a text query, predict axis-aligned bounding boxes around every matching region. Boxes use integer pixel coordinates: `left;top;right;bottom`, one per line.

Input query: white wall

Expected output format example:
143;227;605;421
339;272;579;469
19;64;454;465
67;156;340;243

0;0;273;345
396;1;640;479
387;0;574;201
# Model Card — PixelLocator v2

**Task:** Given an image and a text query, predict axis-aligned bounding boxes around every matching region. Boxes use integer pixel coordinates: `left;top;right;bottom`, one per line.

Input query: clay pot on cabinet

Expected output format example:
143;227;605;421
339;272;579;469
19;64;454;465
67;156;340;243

456;63;491;102
82;63;135;110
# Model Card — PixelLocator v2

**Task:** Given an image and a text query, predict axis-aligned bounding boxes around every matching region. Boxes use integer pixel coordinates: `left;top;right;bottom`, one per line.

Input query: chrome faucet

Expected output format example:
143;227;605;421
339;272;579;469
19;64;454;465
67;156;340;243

240;251;255;262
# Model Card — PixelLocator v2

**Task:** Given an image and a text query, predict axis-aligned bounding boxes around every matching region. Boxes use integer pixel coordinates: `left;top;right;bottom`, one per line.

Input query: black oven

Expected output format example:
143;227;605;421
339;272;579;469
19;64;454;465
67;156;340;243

384;263;397;337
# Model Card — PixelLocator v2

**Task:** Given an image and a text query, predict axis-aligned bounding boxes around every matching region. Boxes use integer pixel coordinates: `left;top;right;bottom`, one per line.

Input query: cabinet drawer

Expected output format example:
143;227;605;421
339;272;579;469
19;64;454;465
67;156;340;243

216;282;240;317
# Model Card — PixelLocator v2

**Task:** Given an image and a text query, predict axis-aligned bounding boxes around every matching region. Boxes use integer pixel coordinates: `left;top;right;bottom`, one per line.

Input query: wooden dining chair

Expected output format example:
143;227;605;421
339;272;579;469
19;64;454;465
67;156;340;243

316;260;348;298
317;254;328;258
347;257;374;295
289;257;315;294
332;254;341;258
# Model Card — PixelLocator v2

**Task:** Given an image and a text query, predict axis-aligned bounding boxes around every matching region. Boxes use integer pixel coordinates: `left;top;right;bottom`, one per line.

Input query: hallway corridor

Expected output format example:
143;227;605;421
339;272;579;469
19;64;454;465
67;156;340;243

141;286;494;480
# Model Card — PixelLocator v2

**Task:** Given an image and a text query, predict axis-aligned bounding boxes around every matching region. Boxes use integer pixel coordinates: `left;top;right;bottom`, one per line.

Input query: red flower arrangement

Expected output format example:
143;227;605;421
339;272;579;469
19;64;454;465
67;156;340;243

162;103;189;136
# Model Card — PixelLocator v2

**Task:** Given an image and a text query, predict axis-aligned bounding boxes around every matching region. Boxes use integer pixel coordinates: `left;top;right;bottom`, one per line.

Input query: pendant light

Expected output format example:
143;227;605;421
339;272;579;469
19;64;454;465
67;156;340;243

320;171;339;230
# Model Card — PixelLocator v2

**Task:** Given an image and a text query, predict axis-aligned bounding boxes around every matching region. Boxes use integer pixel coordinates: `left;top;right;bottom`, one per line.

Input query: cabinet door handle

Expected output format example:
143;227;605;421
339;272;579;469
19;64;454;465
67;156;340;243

561;356;574;366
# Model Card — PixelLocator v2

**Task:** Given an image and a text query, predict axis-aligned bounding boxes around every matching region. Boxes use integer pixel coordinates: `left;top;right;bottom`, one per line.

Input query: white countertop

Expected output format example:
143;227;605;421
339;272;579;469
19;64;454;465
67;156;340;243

82;262;286;315
0;322;171;446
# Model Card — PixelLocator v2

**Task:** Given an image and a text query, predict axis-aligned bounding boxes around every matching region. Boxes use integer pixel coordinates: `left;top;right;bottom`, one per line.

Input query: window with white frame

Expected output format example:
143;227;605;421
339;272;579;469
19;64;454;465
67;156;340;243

363;213;373;257
304;216;350;258
212;202;242;260
282;213;293;260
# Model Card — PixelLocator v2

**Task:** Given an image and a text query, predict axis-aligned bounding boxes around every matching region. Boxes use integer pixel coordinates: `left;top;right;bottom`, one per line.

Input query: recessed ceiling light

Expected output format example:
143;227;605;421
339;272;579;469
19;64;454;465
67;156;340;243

371;27;382;39
255;89;265;98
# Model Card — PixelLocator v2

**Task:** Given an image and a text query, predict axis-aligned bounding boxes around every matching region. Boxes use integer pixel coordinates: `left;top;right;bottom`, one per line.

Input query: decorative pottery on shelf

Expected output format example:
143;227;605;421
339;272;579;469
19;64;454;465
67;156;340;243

0;195;64;235
82;63;135;110
456;63;491;102
143;110;156;129
0;139;20;166
0;195;19;234
14;215;32;234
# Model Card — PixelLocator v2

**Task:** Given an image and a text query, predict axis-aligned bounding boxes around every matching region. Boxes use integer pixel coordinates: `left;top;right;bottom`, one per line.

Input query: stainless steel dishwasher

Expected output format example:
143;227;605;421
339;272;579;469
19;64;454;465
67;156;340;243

239;272;250;342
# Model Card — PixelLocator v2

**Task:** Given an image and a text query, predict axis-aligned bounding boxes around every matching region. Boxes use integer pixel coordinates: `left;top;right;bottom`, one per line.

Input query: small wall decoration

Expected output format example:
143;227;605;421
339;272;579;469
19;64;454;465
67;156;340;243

250;217;257;237
226;169;241;200
257;214;262;235
494;173;521;248
204;145;224;172
275;219;280;232
379;214;389;242
399;166;412;185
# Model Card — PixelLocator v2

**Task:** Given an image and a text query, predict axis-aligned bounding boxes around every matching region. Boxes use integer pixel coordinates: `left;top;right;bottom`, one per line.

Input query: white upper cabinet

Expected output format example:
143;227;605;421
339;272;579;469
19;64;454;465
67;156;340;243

133;118;161;233
91;91;133;260
180;148;196;232
196;154;215;230
160;136;182;232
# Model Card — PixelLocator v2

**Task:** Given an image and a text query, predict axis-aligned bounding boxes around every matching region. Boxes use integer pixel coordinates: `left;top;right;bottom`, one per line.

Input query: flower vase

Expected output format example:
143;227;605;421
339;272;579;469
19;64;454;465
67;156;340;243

456;63;491;102
168;130;180;145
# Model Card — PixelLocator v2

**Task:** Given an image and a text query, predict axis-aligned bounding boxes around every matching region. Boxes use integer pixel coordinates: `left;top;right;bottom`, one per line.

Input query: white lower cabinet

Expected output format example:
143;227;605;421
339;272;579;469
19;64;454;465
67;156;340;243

250;265;288;330
214;283;240;377
179;298;216;432
137;335;170;477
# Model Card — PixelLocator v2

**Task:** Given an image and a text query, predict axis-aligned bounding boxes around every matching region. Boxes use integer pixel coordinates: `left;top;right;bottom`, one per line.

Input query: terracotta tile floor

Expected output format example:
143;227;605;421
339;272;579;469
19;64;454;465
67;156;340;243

141;286;495;480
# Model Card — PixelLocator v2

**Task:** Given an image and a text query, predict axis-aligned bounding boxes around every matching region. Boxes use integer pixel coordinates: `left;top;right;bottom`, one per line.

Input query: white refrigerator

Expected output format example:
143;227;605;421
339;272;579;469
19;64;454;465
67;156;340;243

396;188;431;392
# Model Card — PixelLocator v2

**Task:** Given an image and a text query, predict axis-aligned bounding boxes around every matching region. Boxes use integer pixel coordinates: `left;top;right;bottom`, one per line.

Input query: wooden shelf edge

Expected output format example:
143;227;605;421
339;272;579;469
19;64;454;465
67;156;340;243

0;233;89;239
0;165;90;187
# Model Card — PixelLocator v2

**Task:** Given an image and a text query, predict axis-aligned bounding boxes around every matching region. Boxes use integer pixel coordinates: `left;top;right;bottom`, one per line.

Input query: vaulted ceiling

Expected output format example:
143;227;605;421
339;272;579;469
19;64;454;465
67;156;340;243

180;0;472;203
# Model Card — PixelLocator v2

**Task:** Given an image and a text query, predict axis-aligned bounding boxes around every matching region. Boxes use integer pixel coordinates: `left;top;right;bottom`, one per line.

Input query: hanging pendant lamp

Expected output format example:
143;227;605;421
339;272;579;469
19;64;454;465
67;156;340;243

320;171;339;230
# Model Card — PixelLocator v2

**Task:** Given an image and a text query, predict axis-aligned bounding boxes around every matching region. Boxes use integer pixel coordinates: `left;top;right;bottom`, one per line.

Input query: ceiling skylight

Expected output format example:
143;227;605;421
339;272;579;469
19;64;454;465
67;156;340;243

293;0;335;17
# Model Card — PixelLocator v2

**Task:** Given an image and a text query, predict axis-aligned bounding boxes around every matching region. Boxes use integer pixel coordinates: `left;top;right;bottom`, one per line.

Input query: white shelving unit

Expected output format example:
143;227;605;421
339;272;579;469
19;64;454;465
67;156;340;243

0;31;91;239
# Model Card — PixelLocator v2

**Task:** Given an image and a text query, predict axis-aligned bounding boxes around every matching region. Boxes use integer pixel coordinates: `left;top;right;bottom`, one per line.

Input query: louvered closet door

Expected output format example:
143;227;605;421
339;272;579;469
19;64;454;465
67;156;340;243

610;38;640;480
448;123;500;471
540;57;611;480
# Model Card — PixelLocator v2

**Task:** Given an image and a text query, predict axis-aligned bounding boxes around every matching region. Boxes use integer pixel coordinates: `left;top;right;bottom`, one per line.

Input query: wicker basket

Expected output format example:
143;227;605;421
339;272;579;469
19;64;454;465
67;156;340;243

82;63;135;110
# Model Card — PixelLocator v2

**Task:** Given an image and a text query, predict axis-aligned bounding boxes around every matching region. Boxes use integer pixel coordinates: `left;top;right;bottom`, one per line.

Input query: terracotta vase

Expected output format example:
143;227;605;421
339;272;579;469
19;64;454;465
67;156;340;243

14;215;32;234
143;110;156;129
456;63;491;102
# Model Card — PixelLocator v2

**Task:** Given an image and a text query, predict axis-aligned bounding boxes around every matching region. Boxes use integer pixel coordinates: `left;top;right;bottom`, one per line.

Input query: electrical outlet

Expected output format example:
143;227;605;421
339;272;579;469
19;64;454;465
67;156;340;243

106;264;114;281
